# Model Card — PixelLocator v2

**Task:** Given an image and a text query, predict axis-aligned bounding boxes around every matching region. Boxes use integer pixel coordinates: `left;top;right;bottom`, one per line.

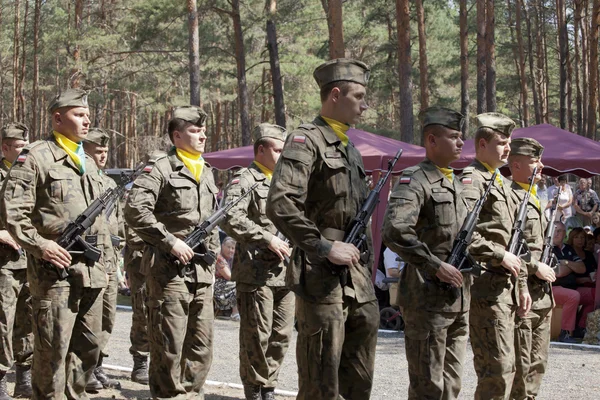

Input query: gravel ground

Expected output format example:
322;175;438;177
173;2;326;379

6;309;599;399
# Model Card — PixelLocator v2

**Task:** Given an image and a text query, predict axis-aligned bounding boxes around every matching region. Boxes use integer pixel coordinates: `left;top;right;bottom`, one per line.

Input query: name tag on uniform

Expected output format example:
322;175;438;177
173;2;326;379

325;151;342;159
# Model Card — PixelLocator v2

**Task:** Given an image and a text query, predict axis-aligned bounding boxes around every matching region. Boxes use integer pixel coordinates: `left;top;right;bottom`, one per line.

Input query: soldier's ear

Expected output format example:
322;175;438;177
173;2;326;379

53;111;62;126
330;87;341;103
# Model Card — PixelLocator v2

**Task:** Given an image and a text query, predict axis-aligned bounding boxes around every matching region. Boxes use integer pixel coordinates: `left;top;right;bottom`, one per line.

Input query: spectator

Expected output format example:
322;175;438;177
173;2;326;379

574;177;600;226
567;228;597;337
537;176;550;202
550;175;574;223
383;247;404;278
214;237;240;320
592;212;600;230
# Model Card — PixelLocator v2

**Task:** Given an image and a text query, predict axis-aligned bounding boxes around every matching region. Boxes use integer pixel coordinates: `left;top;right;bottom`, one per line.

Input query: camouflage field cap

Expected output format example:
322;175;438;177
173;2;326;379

84;128;110;147
476;112;516;137
313;58;370;88
1;122;29;141
172;106;207;127
510;137;544;158
252;123;287;143
419;106;465;131
48;88;89;113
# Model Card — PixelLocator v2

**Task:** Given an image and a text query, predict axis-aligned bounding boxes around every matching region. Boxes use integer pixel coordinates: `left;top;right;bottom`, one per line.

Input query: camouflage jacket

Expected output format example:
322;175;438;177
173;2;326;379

125;224;144;251
98;172;125;270
382;159;470;313
266;116;375;304
0;137;111;292
510;181;553;310
124;148;220;284
0;159;26;270
221;163;286;289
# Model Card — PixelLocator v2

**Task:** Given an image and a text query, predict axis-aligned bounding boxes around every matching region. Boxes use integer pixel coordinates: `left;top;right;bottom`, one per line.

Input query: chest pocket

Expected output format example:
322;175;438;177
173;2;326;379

255;185;269;215
200;180;218;214
168;176;197;211
88;173;105;199
431;191;454;226
525;206;541;236
48;169;78;203
320;151;349;198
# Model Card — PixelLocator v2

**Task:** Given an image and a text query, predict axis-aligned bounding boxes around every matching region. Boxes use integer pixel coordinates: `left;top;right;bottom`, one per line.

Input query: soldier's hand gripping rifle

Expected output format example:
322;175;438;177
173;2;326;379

507;167;539;266
538;186;562;293
172;183;259;277
330;149;403;286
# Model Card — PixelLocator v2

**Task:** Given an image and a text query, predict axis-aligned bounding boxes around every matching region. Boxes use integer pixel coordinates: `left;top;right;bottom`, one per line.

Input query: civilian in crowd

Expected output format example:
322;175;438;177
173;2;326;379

383;247;404;278
591;213;600;230
552;175;574;223
574;178;600;226
537;176;550;202
214;237;240;320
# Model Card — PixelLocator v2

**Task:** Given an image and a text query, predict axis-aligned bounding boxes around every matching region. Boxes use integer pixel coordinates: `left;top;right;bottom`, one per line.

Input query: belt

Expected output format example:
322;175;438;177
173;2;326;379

320;227;345;242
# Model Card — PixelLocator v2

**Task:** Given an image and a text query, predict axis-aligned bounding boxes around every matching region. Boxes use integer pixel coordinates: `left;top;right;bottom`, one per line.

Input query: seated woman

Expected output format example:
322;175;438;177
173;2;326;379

568;228;598;336
214;237;240;320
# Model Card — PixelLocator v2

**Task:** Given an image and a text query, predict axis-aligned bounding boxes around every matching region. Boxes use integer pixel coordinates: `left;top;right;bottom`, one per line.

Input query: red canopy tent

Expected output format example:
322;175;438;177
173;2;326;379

204;128;426;275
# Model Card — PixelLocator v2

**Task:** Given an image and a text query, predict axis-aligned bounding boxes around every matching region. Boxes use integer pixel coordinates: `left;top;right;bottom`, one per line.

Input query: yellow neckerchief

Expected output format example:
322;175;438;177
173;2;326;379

480;161;504;187
176;148;204;182
253;160;273;180
53;131;85;173
516;181;541;210
3;159;11;170
322;116;350;147
436;166;454;183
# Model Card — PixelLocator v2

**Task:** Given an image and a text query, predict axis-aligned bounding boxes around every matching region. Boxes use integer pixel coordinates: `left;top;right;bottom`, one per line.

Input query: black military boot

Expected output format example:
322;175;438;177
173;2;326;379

85;371;103;393
130;355;149;385
13;365;32;398
243;384;261;400
261;387;275;400
94;356;121;389
0;371;13;400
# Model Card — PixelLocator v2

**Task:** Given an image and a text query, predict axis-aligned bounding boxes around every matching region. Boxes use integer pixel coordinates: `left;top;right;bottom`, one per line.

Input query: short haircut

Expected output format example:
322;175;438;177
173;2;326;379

253;137;276;156
167;118;191;143
320;81;352;103
422;124;448;142
474;127;501;150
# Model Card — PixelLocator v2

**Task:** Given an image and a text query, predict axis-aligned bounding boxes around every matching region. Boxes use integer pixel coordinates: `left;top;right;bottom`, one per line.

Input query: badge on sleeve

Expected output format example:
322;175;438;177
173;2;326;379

231;178;240;185
399;176;411;184
16;153;27;163
461;177;472;184
292;136;306;144
143;164;153;173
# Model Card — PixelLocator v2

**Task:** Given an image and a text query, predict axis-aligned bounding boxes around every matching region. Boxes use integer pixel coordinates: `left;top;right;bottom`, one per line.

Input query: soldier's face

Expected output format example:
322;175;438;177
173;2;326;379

427;126;463;164
258;139;284;171
1;139;28;164
510;155;543;184
85;143;109;168
174;124;207;156
54;107;91;142
335;83;368;125
481;133;511;167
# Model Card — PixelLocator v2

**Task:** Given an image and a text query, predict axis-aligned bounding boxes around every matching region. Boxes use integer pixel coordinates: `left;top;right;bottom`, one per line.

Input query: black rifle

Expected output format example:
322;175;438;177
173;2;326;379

172;183;258;277
507;167;539;263
105;162;145;220
330;148;403;286
538;186;562;293
0;244;24;263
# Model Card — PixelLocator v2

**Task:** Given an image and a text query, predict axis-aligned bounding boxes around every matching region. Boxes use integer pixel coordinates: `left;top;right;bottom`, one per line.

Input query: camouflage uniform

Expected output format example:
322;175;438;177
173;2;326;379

125;226;149;360
220;124;294;397
0;90;111;400
508;138;553;400
266;58;378;400
124;107;219;399
382;107;470;400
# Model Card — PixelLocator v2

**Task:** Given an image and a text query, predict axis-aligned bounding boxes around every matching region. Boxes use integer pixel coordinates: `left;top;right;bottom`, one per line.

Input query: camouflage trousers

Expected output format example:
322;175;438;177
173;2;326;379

401;308;469;400
469;300;516;400
237;285;294;389
97;267;118;359
146;276;213;399
125;248;148;358
511;307;552;400
0;268;33;371
295;296;378;400
31;285;103;400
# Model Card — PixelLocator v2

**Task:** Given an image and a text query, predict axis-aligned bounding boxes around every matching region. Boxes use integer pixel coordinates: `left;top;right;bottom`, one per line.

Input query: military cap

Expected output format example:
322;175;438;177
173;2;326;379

172;106;207;127
48;88;89;113
84;128;110;147
510;137;544;158
313;58;370;88
252;123;287;143
476;112;515;137
1;122;29;141
419;106;465;131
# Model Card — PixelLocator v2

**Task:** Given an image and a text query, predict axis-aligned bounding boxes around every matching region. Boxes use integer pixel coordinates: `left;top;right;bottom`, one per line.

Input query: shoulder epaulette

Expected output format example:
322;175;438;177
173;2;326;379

460;166;475;184
142;151;167;173
14;141;45;164
462;166;474;175
298;123;318;131
402;166;420;176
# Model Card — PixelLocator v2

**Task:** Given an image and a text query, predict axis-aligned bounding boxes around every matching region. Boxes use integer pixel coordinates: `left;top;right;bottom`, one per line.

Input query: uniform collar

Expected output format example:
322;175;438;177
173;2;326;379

313;116;349;157
249;162;268;182
47;135;85;174
422;159;456;192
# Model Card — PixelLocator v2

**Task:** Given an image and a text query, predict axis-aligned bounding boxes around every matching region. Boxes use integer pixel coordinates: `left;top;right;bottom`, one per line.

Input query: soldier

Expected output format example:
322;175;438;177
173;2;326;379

124;106;219;399
0;89;111;399
0;123;32;399
266;59;379;400
507;138;556;400
221;123;294;400
462;113;531;399
82;128;123;391
382;107;469;400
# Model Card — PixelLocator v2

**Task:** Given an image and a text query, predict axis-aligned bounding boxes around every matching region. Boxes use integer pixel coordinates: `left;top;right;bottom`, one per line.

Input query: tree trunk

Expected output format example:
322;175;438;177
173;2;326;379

70;0;83;88
232;0;251;146
581;1;589;131
12;0;20;120
556;0;569;129
506;0;522;121
587;0;600;138
534;1;548;123
18;0;28;122
266;0;286;127
574;1;583;134
515;0;529;126
187;0;201;106
321;0;345;58
459;0;470;136
541;2;550;122
476;0;487;113
524;3;541;124
32;0;41;137
415;0;429;112
485;0;496;112
396;0;414;144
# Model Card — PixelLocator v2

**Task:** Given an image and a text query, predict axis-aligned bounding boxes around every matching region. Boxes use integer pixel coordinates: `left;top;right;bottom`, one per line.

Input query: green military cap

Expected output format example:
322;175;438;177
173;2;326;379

252;123;287;143
172;106;207;127
1;122;29;141
48;88;89;113
84;128;110;147
510;137;544;158
419;106;465;131
313;58;370;88
476;112;515;137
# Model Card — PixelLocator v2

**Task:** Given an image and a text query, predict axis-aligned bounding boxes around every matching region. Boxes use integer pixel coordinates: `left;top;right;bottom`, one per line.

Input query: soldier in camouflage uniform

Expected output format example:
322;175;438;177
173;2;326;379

0;89;112;399
82;128;123;392
382;107;470;400
0;123;32;399
507;138;556;400
461;113;531;399
221;123;294;400
266;59;379;400
124;224;149;384
124;106;220;399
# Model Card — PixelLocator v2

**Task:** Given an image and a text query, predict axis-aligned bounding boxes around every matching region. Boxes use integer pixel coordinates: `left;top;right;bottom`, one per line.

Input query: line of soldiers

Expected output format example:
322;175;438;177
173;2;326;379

0;56;558;400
